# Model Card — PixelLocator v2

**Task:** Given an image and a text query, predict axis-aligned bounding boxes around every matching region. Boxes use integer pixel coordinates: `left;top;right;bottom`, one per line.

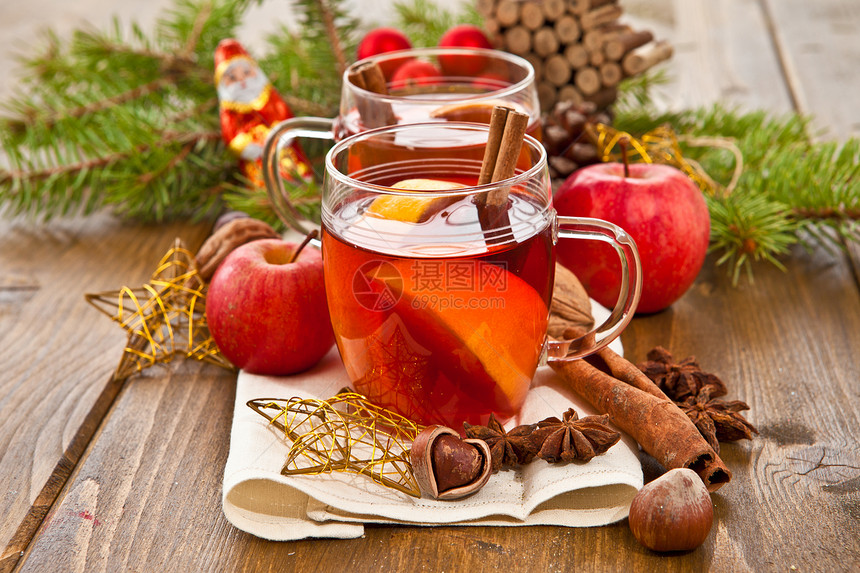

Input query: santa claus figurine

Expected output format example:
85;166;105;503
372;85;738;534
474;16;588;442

214;38;311;187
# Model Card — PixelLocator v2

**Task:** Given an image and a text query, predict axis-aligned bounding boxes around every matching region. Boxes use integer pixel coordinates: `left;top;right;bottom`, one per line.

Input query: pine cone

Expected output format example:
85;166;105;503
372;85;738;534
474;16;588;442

542;100;612;183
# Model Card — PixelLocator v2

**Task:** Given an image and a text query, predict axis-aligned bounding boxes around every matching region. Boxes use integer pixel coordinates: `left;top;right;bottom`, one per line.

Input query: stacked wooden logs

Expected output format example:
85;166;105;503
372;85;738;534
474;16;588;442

478;0;672;111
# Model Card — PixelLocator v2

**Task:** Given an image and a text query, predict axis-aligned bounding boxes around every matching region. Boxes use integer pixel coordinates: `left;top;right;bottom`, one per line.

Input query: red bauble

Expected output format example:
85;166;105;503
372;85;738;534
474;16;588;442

437;25;494;76
554;163;710;314
390;59;441;89
357;27;412;60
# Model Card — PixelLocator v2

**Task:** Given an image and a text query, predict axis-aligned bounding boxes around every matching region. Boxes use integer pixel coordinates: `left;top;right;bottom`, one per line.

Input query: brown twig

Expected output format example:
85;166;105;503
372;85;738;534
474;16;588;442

181;0;212;59
315;0;348;76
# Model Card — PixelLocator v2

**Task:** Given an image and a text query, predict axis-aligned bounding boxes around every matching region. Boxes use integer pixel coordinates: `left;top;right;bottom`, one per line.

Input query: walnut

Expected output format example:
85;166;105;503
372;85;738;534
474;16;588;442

194;217;279;281
547;262;594;339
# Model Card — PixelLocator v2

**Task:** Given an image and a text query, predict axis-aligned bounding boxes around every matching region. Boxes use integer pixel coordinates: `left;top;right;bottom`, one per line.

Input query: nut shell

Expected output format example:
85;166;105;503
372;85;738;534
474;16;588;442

410;425;492;500
628;467;714;552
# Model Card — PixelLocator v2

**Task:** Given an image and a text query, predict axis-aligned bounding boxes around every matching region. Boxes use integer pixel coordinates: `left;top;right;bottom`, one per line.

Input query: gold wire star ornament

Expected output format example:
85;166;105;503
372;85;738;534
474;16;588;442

248;391;425;497
86;238;233;380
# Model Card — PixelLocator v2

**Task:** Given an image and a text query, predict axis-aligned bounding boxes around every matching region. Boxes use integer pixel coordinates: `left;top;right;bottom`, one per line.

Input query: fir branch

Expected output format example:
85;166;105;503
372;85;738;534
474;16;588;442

11;77;174;131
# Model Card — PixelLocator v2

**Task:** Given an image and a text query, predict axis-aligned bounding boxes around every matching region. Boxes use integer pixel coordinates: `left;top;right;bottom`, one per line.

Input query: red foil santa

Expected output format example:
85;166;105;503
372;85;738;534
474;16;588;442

214;39;311;187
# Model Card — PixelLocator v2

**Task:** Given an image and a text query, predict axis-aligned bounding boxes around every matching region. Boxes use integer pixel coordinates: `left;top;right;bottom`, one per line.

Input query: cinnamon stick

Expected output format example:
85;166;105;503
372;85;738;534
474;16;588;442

521;2;545;30
599;61;622;87
476;106;529;243
504;26;532;55
622;40;674;75
604;30;654;61
550;333;732;492
348;61;396;128
495;0;521;27
574;66;601;95
537;81;557;111
533;28;560;58
554;14;581;44
566;0;590;16
588;47;606;67
544;54;572;87
541;0;566;21
357;61;389;95
565;43;588;69
580;4;623;30
475;0;495;18
477;106;511;186
558;84;584;105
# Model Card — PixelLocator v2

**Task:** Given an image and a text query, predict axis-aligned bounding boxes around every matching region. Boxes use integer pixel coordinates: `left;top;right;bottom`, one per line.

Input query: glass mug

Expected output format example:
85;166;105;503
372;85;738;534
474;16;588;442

262;47;540;231
320;122;641;427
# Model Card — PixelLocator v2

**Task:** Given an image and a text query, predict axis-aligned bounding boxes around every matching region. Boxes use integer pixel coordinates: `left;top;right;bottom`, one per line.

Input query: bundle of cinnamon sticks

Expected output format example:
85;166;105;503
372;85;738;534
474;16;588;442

550;328;731;491
477;0;672;111
475;105;530;244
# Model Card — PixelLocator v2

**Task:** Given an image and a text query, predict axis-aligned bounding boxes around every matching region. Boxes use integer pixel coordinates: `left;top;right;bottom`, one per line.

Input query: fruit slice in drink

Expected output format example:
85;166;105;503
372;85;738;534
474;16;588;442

362;256;547;417
365;179;465;223
428;100;513;123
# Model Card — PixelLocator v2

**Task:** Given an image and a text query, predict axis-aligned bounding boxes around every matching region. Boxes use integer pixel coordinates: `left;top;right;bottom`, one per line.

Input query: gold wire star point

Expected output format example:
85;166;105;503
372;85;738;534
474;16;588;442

85;239;234;380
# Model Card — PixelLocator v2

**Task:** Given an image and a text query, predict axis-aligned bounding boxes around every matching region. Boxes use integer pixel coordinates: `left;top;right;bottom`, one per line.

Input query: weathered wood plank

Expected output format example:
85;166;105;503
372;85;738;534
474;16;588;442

761;0;860;140
0;215;212;572
624;0;794;113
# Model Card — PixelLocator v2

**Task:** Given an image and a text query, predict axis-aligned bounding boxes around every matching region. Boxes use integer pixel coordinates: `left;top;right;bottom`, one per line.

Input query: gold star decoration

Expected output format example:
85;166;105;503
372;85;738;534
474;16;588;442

85;238;233;380
248;390;425;497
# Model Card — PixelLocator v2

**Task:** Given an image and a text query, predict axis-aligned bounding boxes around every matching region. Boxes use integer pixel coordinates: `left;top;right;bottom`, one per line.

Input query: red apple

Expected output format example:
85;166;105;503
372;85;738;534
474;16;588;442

437;25;494;76
554;163;710;314
390;59;441;89
206;238;335;375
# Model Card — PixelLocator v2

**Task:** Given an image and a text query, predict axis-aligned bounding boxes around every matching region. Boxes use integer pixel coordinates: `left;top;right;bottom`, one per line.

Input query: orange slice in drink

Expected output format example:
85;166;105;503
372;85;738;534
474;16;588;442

367;260;547;414
365;178;465;223
429;99;515;124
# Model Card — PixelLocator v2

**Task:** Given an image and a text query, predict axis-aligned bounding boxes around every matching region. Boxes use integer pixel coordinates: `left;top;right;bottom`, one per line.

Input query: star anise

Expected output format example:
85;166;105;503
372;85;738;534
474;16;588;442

529;409;621;463
463;414;538;473
637;346;728;401
679;386;758;453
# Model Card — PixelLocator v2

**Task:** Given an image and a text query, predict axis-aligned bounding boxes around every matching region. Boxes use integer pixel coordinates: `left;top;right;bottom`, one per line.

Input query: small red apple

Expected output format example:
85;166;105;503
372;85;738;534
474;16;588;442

206;236;335;375
357;27;412;60
554;163;710;314
390;59;441;89
437;25;494;77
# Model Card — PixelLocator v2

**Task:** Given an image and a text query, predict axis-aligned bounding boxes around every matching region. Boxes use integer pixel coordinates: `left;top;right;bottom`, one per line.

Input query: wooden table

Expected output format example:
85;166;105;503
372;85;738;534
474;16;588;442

2;1;858;571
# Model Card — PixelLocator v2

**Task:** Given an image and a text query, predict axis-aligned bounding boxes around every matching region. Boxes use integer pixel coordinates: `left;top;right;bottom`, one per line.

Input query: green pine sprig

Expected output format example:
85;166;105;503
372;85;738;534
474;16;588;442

613;101;860;283
0;0;351;223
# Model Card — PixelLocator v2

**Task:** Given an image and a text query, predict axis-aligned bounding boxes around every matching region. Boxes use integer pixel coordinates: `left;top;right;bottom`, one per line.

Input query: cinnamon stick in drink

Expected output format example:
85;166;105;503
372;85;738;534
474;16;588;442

476;105;529;244
347;61;396;128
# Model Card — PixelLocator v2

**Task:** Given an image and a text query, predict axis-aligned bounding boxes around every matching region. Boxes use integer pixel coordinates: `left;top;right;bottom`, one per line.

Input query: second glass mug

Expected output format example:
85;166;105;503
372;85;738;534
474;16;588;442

262;47;541;232
320;121;641;427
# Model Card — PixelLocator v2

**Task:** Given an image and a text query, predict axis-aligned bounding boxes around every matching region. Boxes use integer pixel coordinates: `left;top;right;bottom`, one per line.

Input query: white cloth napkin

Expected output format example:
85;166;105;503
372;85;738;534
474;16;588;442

222;303;643;541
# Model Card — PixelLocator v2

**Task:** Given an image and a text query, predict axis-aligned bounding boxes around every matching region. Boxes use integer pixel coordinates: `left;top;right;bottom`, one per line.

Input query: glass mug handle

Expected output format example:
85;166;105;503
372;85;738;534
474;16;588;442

545;214;642;361
261;116;335;232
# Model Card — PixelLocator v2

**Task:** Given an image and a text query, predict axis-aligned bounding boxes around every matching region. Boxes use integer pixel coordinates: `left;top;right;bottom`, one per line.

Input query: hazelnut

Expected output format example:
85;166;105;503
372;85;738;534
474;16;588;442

628;468;714;552
410;425;492;500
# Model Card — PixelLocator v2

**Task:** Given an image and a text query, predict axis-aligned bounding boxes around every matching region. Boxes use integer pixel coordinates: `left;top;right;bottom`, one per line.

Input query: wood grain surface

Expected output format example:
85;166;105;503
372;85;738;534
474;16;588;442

1;1;858;572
